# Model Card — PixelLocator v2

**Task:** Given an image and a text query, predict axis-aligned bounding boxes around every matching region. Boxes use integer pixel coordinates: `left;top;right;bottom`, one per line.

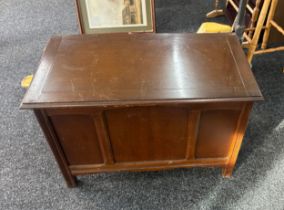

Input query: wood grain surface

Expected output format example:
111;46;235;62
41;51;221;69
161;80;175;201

20;33;263;109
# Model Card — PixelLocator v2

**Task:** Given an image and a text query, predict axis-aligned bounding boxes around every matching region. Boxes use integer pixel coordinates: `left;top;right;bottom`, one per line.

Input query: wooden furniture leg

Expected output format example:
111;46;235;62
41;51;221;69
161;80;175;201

244;0;284;62
222;103;253;177
34;110;78;187
206;0;225;18
247;0;272;64
248;0;262;38
261;0;279;49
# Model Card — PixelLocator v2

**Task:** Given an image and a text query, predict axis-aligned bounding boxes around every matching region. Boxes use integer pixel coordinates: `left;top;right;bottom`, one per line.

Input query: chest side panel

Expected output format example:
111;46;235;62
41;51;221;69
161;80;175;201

105;107;189;162
195;109;242;158
49;114;103;165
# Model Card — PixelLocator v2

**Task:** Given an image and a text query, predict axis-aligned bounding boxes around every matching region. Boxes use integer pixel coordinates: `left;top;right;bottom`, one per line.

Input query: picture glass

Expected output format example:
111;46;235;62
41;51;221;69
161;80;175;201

85;0;148;29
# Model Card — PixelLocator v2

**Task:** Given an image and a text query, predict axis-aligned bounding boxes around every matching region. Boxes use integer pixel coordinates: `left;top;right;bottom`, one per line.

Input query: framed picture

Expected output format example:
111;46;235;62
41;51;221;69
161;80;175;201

76;0;156;34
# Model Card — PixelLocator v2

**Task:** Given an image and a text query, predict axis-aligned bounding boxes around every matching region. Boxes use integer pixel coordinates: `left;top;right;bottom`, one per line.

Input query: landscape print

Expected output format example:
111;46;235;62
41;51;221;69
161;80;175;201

85;0;147;29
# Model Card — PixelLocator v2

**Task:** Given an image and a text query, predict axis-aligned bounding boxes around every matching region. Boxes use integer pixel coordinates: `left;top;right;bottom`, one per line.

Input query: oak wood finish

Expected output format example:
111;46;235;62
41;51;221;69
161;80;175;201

246;0;272;63
260;0;284;53
21;33;263;187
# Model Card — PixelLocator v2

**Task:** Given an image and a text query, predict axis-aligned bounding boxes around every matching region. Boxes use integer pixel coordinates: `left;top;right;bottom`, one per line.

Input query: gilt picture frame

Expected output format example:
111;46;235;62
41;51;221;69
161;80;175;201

76;0;156;34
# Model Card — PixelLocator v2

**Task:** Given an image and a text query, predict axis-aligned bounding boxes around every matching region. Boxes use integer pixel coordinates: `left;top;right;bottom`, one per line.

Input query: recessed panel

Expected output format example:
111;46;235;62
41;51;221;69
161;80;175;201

50;115;103;165
195;110;241;158
106;107;188;162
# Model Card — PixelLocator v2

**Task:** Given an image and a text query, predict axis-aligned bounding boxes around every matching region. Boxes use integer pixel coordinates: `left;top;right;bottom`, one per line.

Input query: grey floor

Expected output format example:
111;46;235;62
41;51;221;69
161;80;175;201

1;0;284;209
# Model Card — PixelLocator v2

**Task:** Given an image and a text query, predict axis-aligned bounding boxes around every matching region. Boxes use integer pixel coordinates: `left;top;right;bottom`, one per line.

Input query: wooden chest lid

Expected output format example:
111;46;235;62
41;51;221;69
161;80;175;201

21;33;263;109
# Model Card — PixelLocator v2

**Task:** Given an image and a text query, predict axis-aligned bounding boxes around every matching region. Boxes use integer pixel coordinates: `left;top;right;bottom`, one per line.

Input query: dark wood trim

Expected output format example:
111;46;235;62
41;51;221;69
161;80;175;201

34;110;77;187
222;102;253;177
185;110;201;159
43;102;245;115
69;158;228;175
21;97;263;109
46;108;97;115
75;0;84;34
93;112;115;164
